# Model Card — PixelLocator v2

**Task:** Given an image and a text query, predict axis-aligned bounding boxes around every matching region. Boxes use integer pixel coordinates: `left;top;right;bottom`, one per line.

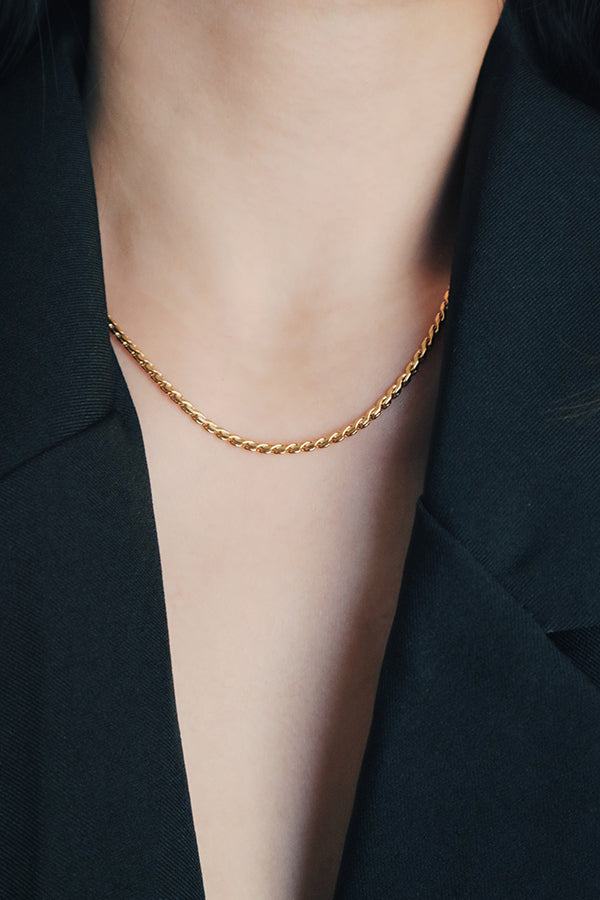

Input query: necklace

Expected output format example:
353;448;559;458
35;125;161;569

108;286;449;455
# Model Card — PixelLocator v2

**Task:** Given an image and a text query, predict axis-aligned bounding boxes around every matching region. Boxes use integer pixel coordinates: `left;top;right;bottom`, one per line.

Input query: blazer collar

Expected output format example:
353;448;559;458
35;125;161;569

0;24;115;477
422;7;600;632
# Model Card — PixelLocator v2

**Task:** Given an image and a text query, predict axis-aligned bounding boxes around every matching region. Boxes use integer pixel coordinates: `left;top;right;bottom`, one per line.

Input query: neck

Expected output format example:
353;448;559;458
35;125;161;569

86;0;502;436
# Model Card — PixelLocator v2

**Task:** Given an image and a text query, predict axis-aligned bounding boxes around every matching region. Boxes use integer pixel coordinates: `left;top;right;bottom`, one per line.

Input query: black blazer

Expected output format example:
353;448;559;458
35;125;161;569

1;7;599;898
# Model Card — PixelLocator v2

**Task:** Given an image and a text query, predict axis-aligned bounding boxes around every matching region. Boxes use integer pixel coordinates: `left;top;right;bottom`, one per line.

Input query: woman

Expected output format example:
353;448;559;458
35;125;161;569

1;1;599;897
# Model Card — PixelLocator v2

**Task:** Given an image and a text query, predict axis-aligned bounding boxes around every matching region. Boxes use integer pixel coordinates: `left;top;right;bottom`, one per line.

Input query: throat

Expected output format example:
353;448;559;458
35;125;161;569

87;0;501;354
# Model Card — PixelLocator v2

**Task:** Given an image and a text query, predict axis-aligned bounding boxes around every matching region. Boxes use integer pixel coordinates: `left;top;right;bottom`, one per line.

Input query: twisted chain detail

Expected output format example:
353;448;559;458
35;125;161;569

108;287;449;455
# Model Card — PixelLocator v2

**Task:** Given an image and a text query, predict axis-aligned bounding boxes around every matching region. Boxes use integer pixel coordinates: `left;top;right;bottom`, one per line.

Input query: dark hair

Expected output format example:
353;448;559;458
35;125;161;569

0;0;42;75
1;0;600;110
509;0;600;108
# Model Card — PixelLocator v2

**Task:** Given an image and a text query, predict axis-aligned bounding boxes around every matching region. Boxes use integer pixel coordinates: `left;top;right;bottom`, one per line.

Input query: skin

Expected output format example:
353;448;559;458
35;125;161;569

86;2;504;897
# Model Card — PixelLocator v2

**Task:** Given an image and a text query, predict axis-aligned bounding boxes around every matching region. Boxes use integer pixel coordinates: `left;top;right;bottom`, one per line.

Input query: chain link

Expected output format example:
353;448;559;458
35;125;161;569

108;287;449;454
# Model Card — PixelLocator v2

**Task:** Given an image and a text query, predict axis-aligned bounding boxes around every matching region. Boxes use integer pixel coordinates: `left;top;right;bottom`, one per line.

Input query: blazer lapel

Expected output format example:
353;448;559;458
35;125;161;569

0;28;205;900
335;7;600;896
422;8;600;634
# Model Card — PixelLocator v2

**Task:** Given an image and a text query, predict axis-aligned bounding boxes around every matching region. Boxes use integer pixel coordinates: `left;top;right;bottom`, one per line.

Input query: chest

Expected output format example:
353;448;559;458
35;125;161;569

113;345;443;899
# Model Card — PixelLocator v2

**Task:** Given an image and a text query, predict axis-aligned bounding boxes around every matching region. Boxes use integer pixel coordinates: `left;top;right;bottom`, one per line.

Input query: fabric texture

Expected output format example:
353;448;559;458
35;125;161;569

1;5;599;898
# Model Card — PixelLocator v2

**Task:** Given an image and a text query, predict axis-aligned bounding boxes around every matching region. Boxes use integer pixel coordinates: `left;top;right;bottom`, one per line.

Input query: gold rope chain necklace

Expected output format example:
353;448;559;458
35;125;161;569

107;286;449;455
